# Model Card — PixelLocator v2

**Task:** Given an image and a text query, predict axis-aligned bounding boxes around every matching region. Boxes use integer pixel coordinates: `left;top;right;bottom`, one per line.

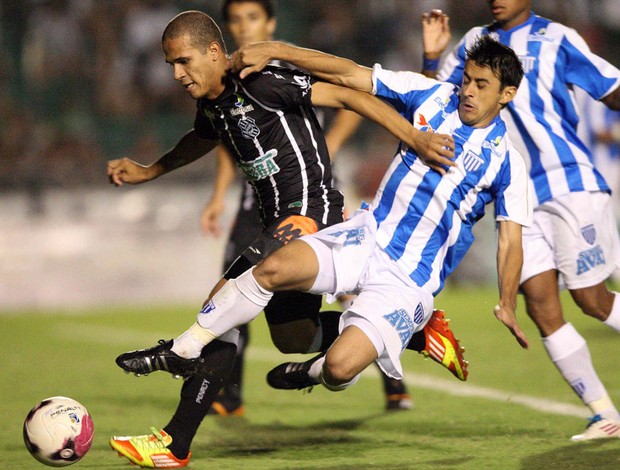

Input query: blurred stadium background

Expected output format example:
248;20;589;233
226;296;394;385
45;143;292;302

2;0;620;310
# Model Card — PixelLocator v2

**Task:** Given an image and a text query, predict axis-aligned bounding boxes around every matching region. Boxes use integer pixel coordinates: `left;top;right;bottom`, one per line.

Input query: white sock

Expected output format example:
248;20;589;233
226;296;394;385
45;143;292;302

603;292;620;332
307;356;325;381
543;323;619;419
171;322;219;358
171;268;272;358
196;268;272;334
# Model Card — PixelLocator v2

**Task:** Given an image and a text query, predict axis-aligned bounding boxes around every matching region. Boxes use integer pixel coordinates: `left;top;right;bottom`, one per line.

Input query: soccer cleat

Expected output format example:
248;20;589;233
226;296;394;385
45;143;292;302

109;428;190;468
115;339;200;378
266;353;323;390
570;415;620;441
208;397;245;416
421;309;469;381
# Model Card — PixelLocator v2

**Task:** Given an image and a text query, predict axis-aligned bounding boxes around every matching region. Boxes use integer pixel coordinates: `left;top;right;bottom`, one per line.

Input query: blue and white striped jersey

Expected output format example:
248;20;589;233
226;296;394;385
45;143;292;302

438;13;620;206
370;65;531;295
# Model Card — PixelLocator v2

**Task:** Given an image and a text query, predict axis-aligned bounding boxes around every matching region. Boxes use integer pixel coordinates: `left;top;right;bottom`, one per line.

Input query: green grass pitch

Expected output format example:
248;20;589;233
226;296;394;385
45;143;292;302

2;286;619;469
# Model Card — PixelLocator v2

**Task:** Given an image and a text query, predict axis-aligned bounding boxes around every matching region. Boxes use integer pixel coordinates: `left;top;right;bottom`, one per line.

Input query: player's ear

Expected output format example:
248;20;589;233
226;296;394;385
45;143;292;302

499;86;517;106
267;18;277;37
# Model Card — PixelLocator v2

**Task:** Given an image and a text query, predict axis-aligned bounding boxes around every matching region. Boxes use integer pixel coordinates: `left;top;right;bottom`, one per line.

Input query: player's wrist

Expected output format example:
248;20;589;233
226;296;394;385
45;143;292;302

422;53;441;71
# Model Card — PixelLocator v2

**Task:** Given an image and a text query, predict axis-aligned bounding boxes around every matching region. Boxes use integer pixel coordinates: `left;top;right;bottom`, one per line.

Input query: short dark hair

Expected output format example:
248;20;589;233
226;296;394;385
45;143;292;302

162;10;227;54
222;0;275;23
466;35;524;89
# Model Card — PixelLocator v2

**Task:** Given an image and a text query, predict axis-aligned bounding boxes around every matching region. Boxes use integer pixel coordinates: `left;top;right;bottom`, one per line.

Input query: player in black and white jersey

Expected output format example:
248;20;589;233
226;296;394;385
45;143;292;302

107;10;460;468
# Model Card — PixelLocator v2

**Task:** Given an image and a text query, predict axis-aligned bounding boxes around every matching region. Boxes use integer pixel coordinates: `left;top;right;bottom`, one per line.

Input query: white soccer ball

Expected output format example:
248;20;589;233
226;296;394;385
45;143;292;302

23;396;94;467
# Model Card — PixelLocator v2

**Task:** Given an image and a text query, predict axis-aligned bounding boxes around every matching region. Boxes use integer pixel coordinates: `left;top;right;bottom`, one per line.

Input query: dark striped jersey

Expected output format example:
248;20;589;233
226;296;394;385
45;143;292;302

194;66;344;227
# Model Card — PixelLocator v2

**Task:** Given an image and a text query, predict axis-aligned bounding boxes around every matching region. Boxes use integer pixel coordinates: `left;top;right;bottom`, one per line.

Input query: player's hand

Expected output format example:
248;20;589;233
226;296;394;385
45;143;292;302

421;9;451;59
229;42;273;79
409;131;456;175
494;304;529;349
200;200;225;237
107;158;155;186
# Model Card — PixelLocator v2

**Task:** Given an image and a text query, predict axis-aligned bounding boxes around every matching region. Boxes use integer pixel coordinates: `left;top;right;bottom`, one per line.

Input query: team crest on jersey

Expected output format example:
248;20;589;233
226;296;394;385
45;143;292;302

518;55;536;74
230;94;255;116
239;149;280;181
417;114;435;133
462;150;485;172
581;224;596;245
238;116;260;139
383;308;415;350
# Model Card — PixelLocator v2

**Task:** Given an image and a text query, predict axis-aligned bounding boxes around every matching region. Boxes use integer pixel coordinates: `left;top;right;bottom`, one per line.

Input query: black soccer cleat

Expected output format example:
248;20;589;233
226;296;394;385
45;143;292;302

266;353;324;390
115;339;200;379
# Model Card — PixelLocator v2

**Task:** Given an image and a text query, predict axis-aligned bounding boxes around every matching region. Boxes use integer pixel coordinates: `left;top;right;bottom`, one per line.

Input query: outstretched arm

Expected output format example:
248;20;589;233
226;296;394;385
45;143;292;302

230;41;375;92
421;9;451;78
108;130;218;186
494;220;529;349
311;81;455;172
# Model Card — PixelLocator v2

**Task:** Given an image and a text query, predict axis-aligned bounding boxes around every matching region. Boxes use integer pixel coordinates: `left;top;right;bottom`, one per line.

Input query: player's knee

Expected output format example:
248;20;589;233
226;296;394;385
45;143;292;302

571;286;614;321
254;255;287;290
323;351;357;384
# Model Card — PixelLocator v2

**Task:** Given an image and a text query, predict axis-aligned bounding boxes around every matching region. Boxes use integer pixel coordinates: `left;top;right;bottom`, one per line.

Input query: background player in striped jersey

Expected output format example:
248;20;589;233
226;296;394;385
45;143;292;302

200;0;412;416
421;0;620;440
107;10;462;468
149;34;530;413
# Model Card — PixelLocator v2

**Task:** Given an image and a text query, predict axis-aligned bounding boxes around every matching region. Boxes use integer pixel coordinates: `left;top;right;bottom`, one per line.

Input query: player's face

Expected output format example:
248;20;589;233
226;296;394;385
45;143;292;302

487;0;531;30
163;33;226;100
226;2;276;47
458;62;514;128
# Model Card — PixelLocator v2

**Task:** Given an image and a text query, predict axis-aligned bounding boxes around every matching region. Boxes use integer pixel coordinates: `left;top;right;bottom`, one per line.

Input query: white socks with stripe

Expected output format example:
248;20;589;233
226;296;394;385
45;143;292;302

543;322;619;420
171;268;273;359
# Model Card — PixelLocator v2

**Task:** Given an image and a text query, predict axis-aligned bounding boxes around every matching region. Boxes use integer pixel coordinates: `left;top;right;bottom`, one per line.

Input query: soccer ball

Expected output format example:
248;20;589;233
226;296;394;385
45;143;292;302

23;396;94;467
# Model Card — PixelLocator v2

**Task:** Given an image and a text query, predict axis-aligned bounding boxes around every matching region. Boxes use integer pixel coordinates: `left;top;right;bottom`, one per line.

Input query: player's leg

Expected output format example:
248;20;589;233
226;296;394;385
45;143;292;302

208;323;248;416
522;193;620;440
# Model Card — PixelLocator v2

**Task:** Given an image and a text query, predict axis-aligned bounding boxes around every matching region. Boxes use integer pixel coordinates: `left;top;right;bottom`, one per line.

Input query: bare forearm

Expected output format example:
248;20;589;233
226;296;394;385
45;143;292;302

496;223;523;310
324;110;363;157
210;147;237;204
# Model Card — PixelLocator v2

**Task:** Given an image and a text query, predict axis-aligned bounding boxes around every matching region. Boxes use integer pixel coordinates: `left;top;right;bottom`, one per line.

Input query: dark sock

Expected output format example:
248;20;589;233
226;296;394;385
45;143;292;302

164;340;237;459
379;366;407;395
406;331;426;352
318;310;343;351
220;323;249;406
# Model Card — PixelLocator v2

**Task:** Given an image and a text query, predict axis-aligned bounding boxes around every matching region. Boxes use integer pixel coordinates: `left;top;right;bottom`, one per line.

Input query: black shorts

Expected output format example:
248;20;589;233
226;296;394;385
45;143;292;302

224;212;342;326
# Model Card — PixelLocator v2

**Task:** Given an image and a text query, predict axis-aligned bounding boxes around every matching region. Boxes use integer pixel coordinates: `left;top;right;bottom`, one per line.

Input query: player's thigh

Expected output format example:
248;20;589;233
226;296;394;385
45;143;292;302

324;325;378;381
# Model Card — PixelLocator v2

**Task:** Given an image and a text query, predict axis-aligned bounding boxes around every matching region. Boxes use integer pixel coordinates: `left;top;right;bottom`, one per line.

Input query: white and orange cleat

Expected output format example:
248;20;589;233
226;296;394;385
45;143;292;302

110;428;190;468
421;309;469;381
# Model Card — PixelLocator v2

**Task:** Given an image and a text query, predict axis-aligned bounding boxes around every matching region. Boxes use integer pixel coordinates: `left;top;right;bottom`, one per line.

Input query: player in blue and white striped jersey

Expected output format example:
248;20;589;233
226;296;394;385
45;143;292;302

422;1;620;441
158;36;531;398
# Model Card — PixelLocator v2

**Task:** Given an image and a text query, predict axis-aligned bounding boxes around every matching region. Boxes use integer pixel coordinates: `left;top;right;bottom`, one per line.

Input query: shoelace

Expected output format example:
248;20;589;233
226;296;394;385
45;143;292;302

131;428;169;451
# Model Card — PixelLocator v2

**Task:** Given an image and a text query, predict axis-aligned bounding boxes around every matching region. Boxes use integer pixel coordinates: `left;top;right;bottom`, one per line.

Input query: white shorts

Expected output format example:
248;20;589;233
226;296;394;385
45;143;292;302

520;191;620;289
301;210;434;379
